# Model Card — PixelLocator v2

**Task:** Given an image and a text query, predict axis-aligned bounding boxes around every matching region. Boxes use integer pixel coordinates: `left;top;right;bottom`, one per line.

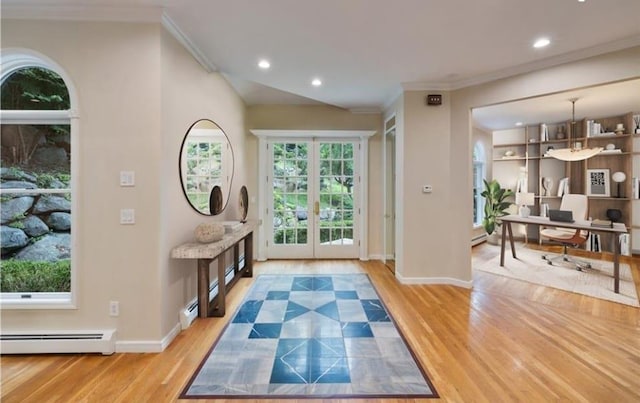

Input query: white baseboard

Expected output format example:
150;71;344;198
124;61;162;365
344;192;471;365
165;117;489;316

471;234;487;246
1;329;116;355
115;322;181;353
395;274;473;289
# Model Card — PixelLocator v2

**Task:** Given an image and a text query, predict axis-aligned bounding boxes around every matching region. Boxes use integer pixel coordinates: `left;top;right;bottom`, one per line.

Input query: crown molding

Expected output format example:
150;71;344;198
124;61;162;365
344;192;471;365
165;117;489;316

400;34;640;95
161;14;217;73
0;5;163;23
348;107;381;114
450;34;640;90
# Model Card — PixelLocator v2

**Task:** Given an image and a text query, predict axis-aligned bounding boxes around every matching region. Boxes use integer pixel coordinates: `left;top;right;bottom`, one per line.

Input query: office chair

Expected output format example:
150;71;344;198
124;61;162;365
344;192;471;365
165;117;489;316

541;194;591;271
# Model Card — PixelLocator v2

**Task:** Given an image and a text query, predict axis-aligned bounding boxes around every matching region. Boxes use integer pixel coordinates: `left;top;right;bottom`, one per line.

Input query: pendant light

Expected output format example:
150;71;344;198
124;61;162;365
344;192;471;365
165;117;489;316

546;98;603;161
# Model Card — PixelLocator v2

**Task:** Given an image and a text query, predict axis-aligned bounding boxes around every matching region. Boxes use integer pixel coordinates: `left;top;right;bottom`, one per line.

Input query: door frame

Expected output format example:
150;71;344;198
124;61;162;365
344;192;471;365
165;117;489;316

251;130;376;261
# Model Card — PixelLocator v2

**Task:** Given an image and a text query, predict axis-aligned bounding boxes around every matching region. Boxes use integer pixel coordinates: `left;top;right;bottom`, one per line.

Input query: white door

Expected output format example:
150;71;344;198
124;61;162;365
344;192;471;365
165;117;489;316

266;139;360;259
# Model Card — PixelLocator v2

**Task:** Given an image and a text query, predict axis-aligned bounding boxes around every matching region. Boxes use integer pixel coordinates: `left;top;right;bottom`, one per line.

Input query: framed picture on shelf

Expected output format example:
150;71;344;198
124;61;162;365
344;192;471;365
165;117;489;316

586;169;610;197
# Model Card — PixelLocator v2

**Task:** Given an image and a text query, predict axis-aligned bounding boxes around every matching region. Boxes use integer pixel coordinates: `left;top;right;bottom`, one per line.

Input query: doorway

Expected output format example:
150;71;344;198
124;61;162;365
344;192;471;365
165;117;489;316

383;115;396;273
265;139;361;259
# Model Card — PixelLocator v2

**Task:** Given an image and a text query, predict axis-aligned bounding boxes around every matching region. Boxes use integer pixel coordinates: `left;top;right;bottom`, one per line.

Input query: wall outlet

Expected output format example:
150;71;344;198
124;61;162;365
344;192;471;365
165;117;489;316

422;185;433;193
109;301;119;317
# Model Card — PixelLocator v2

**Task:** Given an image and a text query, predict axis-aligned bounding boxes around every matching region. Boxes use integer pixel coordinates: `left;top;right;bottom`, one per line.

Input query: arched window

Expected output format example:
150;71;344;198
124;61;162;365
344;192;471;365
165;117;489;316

1;50;77;307
472;142;486;227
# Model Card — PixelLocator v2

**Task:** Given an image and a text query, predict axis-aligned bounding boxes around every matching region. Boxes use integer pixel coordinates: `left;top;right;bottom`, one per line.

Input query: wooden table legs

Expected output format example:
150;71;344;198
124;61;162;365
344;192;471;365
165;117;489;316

499;222;516;267
197;258;213;319
196;233;254;318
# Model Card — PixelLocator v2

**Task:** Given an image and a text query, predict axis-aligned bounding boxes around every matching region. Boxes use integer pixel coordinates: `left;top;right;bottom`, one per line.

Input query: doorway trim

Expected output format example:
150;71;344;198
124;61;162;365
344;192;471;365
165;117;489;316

251;130;376;261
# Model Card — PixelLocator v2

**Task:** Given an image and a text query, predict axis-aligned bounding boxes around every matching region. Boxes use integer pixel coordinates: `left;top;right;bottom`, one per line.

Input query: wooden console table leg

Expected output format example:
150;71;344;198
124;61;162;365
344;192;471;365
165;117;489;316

197;258;212;319
211;256;227;317
233;243;240;275
243;232;253;277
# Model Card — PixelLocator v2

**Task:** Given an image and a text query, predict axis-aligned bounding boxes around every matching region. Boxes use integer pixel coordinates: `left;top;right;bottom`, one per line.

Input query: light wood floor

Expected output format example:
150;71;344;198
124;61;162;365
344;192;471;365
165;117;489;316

2;243;640;402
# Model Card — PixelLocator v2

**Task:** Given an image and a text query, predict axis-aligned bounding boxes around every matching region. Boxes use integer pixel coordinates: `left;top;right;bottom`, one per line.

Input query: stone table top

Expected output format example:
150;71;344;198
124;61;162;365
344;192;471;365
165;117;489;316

171;220;259;259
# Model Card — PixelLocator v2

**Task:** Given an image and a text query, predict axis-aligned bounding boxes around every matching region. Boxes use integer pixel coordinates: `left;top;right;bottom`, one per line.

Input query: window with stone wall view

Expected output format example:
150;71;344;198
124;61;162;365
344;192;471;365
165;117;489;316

1;67;72;294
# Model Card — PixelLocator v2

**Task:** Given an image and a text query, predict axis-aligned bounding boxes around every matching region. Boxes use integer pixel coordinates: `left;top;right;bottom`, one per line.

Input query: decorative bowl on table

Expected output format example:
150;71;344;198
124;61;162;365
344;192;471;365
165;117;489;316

194;222;225;243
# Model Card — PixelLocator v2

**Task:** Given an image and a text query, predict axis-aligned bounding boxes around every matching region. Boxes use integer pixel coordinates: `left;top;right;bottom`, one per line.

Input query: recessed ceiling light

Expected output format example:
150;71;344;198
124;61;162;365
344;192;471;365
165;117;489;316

533;38;550;48
578;0;585;2
258;59;270;69
515;122;523;126
311;78;322;87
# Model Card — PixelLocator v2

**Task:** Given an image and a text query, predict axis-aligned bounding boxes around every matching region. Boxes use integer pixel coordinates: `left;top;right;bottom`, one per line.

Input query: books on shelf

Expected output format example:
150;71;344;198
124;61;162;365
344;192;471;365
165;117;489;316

591;219;613;228
540;203;549;218
586;233;601;252
620;233;631;256
557;177;569;197
540;124;549;142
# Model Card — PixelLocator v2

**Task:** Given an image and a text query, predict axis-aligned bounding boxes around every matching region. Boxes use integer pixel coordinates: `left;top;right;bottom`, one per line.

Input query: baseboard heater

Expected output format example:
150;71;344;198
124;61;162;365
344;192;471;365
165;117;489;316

471;233;487;246
179;255;245;329
0;329;116;355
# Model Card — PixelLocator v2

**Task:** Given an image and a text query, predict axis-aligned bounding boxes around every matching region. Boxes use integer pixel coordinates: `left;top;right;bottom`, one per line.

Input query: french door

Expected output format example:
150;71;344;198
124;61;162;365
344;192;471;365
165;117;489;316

266;139;360;259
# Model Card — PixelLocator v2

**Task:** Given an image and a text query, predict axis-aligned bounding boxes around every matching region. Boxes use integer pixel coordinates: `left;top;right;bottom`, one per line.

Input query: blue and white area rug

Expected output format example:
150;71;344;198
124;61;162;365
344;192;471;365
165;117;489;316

180;274;438;399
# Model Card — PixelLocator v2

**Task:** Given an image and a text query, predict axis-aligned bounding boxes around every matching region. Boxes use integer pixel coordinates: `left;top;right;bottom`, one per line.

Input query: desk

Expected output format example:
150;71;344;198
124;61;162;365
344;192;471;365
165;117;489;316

171;221;258;318
499;215;628;293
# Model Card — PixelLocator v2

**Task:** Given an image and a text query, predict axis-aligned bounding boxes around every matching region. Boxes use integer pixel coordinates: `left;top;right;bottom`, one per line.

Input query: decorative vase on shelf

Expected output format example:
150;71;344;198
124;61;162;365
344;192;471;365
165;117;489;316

556;126;565;140
541;177;553;196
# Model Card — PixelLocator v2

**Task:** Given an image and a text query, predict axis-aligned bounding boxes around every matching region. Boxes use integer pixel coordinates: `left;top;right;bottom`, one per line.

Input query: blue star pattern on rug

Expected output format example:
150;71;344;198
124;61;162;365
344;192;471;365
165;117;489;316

181;274;438;399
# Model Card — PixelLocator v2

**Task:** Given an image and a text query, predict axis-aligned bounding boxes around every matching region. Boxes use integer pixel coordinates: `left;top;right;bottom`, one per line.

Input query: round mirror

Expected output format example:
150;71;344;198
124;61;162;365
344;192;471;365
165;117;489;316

179;119;234;215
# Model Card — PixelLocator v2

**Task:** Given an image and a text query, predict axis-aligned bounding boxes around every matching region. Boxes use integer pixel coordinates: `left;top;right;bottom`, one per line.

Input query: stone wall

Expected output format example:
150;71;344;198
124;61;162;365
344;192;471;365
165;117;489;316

0;167;71;262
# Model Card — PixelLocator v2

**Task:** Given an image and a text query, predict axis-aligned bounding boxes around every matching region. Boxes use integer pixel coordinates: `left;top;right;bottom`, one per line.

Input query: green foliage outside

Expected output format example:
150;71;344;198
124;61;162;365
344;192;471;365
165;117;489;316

1;67;70;110
0;260;71;292
272;142;356;244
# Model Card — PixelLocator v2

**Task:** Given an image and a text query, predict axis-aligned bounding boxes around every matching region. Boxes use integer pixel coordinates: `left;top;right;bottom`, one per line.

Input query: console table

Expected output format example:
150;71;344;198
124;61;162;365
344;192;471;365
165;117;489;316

500;215;627;293
171;221;258;318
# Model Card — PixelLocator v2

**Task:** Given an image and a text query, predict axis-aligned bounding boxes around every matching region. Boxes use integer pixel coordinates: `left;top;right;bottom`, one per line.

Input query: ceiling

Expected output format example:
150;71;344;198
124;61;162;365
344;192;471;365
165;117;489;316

4;0;640;124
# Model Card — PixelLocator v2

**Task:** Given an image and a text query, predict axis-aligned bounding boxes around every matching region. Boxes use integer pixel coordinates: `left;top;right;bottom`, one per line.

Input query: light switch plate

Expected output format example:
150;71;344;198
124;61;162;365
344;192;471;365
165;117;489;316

422;185;433;193
120;171;135;187
120;209;135;224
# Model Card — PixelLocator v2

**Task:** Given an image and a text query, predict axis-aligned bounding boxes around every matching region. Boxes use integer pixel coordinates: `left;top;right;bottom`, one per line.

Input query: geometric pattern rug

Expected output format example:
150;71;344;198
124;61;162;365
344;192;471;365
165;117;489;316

180;274;438;399
475;246;639;307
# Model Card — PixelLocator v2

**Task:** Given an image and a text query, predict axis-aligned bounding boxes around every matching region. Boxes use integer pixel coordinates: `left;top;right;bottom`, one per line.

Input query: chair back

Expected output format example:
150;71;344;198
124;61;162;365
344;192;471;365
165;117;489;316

559;194;588;220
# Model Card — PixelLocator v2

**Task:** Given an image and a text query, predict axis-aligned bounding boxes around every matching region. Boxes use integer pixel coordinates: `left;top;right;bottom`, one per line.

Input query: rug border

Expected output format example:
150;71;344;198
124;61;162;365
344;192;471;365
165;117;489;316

178;273;440;400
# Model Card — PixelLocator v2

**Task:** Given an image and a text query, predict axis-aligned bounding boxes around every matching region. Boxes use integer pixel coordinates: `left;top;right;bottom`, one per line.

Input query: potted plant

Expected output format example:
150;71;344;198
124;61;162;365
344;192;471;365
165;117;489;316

481;179;513;241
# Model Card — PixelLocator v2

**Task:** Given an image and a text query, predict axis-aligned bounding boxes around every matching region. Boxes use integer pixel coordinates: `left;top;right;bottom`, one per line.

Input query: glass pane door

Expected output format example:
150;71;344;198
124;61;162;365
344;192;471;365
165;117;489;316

314;141;358;258
266;139;359;259
268;142;313;258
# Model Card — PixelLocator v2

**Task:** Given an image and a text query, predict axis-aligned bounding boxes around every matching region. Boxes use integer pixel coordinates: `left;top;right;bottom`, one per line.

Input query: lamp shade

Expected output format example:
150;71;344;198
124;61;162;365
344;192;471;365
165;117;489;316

515;192;535;206
547;147;603;161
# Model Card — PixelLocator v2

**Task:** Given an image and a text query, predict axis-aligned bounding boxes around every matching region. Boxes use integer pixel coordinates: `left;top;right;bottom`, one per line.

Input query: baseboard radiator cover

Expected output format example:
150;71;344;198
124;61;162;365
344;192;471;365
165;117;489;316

179;255;245;330
471;233;487;246
0;329;116;355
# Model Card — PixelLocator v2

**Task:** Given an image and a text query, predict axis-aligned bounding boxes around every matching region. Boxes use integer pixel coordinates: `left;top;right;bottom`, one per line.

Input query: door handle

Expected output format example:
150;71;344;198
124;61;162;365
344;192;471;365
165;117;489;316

314;201;320;216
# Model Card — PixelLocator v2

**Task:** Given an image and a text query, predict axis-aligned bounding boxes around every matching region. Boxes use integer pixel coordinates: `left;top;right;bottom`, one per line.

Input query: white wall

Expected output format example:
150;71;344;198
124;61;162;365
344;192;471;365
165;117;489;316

0;19;251;349
159;28;248;339
392;46;640;287
1;20;164;341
